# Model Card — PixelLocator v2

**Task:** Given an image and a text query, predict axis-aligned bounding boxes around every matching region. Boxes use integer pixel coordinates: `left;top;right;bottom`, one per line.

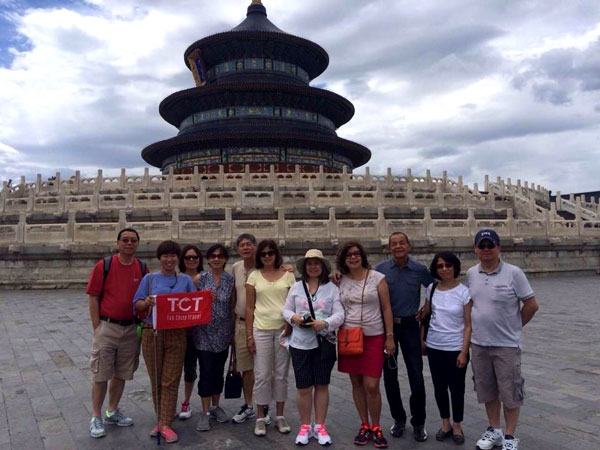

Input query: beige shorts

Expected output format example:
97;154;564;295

471;344;525;409
89;320;140;382
234;319;254;373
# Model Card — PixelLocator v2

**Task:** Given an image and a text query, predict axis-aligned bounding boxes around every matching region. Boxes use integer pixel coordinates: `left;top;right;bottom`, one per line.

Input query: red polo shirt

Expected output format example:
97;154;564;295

86;255;146;320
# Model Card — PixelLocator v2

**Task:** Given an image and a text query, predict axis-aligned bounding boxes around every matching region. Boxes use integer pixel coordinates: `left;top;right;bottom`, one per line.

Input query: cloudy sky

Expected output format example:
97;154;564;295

0;0;599;193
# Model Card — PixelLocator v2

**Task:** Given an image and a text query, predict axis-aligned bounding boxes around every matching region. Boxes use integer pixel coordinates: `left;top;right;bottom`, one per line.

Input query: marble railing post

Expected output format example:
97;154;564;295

192;166;199;186
27;189;34;212
277;208;285;245
473;182;479;194
274;181;281;208
457;175;463;190
244;165;250;185
199;183;206;208
308;181;315;210
224;208;233;246
54;172;61;193
16;212;26;243
484;174;490;192
343;181;350;208
467;208;476;236
143;168;150;188
126;184;134;208
365;166;372;184
442;170;448;191
35;174;41;194
377;206;386;240
120;169;126;188
426;169;432;188
424;207;432;237
318;165;325;185
0;183;5;213
328;207;337;244
96;170;103;189
342;165;349;183
507;208;515;236
66;211;76;242
489;191;496;209
118;210;127;230
163;185;170;208
386;168;393;186
407;182;415;204
436;182;444;207
171;208;179;240
75;171;81;191
168;166;174;189
543;210;551;236
269;164;275;186
58;189;66;212
236;181;243;210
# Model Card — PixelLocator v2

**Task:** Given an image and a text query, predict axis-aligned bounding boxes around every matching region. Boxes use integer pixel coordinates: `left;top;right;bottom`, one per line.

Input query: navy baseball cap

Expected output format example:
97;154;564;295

474;229;500;246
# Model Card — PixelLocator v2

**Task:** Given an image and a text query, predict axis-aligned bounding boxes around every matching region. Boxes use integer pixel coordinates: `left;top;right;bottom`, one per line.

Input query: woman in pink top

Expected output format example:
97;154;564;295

336;241;395;449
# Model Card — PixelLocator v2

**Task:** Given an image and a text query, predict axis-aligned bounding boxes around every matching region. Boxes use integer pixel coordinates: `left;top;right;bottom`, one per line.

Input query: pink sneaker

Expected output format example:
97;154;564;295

149;425;160;437
313;423;332;446
160;426;179;443
295;424;312;445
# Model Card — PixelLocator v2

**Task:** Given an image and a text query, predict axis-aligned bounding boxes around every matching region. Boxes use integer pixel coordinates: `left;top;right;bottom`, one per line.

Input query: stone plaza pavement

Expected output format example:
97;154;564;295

0;276;598;450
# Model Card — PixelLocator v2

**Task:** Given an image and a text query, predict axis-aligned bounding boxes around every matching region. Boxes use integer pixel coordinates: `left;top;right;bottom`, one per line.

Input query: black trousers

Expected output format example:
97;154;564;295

196;348;229;398
383;318;426;427
426;347;469;423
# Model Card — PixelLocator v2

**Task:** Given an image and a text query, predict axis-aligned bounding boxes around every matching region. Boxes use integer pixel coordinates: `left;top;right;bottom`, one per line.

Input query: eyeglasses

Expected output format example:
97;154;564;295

260;250;275;258
345;251;361;259
120;238;138;244
184;255;199;261
436;263;453;269
208;254;225;259
478;242;497;250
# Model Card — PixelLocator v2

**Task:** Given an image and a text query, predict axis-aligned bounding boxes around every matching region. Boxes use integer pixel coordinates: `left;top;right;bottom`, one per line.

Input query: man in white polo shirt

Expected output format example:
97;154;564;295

467;229;539;450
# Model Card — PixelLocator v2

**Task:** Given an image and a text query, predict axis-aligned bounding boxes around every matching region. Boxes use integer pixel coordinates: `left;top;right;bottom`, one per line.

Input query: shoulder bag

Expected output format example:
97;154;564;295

337;269;369;356
421;281;438;342
224;344;242;399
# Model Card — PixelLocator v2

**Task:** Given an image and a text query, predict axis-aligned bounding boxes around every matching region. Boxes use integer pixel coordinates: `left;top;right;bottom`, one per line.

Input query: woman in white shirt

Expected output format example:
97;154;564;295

283;249;344;446
422;252;472;445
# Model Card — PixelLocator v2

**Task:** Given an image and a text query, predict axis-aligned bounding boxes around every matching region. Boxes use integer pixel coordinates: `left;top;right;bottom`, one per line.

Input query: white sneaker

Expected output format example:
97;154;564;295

313;423;332;446
295;424;312;445
254;418;267;437
275;415;291;434
178;401;192;420
476;427;504;449
502;437;519;450
232;404;255;423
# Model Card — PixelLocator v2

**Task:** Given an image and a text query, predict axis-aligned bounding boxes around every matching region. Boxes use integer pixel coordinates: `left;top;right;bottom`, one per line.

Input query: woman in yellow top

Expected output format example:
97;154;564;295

246;239;296;438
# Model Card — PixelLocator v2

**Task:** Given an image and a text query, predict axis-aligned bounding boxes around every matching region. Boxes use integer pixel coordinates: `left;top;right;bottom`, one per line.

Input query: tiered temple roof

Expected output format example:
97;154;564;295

141;0;371;174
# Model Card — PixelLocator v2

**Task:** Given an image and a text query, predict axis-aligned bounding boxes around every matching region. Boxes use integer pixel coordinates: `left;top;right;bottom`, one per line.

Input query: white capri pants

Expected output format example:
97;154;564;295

253;327;290;405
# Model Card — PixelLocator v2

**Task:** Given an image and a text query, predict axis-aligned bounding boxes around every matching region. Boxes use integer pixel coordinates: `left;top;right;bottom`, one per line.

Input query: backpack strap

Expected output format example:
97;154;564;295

99;255;113;303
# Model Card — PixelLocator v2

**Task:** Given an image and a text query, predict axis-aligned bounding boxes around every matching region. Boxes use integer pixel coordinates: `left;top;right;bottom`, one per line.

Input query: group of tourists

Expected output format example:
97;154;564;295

86;227;538;450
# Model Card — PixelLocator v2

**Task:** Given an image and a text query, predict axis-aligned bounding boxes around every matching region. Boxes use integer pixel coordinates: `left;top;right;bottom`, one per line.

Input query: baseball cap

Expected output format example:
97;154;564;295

474;229;500;246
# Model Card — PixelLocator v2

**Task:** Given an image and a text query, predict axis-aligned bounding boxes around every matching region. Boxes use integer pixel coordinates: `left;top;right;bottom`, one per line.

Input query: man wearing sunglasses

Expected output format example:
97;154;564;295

467;229;539;450
86;228;148;438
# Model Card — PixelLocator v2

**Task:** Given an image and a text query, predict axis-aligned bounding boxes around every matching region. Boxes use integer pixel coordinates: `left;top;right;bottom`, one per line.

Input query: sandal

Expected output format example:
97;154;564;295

452;430;465;445
436;428;453;441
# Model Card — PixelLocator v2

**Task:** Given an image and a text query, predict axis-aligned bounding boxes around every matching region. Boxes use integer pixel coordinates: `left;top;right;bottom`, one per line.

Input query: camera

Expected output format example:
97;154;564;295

301;313;314;326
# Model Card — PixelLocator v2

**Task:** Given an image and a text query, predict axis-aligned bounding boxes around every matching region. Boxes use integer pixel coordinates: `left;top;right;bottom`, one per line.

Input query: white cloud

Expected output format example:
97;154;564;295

0;0;598;193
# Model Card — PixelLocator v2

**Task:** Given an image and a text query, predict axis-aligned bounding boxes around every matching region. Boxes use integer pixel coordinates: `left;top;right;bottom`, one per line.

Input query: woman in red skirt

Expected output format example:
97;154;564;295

336;241;395;448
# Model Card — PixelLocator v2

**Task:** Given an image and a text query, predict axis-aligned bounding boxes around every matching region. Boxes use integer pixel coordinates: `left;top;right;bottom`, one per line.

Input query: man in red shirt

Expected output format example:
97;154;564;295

86;228;147;438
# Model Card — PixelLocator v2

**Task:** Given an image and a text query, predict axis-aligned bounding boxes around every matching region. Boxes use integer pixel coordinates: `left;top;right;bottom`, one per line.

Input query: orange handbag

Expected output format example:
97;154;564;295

338;270;369;356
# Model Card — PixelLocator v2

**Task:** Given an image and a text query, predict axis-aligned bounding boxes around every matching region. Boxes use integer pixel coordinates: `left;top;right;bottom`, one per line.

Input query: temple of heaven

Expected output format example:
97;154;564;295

141;0;371;174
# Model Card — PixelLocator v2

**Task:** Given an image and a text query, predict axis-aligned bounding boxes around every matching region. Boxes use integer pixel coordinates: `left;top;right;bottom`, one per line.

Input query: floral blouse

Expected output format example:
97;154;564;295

192;271;234;353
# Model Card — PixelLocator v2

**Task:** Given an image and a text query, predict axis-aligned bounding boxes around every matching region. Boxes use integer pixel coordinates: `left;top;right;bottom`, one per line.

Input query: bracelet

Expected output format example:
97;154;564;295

386;332;394;337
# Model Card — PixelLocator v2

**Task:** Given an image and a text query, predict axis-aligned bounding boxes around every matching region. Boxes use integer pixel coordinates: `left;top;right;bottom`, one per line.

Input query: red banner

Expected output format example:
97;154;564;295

152;291;213;330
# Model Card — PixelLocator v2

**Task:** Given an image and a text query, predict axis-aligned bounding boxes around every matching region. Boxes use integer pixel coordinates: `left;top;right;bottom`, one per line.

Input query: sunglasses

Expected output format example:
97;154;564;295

120;238;138;244
184;255;199;261
260;250;275;258
346;251;361;259
478;242;497;250
208;253;225;259
436;263;453;269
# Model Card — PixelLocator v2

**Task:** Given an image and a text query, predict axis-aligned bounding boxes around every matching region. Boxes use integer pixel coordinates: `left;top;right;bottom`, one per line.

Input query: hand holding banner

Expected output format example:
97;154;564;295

152;291;213;330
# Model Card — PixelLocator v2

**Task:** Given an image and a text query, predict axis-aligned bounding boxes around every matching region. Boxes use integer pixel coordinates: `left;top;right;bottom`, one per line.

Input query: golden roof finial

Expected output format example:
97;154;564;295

252;0;262;4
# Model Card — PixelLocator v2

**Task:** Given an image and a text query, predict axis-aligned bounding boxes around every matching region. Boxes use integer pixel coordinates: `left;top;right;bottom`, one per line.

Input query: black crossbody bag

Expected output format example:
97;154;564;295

302;281;337;363
421;281;438;342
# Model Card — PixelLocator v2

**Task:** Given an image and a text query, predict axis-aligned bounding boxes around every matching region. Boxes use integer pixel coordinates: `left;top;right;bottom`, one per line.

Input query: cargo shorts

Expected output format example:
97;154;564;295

89;321;141;382
471;344;525;409
234;319;254;373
